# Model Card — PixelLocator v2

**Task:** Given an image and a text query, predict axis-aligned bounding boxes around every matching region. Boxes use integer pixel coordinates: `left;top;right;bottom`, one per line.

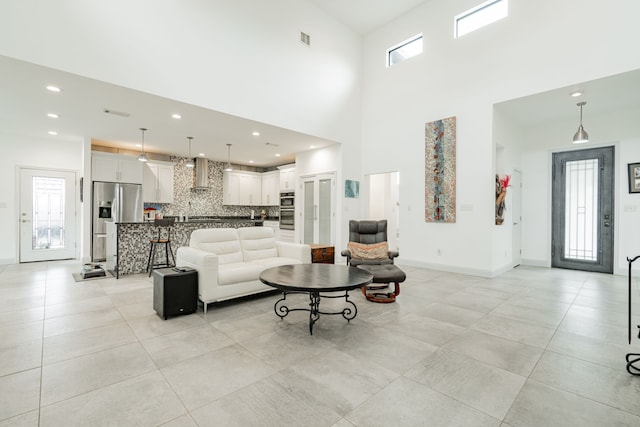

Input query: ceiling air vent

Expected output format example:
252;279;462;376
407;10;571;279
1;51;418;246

300;32;310;46
103;108;130;118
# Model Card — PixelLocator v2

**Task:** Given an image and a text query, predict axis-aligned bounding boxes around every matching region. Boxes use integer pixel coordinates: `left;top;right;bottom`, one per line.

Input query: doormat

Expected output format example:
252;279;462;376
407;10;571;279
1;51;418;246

72;270;114;282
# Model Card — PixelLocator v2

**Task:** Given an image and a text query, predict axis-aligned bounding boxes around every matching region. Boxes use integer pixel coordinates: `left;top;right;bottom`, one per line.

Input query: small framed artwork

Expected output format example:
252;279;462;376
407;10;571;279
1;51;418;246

345;180;360;198
628;163;640;193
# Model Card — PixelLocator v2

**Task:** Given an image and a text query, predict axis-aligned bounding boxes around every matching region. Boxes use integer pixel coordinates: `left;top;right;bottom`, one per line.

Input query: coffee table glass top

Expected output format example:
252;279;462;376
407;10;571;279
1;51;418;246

259;264;373;292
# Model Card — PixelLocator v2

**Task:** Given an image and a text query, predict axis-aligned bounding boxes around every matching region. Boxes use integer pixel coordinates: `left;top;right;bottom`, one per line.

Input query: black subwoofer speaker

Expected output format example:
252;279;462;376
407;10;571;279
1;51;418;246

153;267;198;320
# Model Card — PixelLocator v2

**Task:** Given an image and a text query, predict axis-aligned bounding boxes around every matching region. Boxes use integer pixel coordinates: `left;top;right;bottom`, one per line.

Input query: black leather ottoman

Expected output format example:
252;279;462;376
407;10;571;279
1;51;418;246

356;264;405;303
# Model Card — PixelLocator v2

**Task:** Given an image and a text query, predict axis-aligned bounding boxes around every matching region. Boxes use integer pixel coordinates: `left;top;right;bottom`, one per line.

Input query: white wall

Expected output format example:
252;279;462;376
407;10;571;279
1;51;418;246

367;172;400;252
361;0;640;276
0;132;84;264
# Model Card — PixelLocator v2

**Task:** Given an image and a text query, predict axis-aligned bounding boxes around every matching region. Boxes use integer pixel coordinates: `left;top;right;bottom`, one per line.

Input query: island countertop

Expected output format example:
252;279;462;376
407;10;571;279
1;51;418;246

108;218;265;276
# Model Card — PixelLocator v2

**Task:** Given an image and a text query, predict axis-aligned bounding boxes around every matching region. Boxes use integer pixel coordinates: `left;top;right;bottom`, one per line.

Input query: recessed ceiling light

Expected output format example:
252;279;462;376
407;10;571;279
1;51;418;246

275;153;281;157
249;160;254;163
46;85;61;92
48;131;58;135
47;113;59;118
199;153;205;157
172;114;182;119
252;131;260;136
570;90;583;97
309;145;316;149
135;144;142;148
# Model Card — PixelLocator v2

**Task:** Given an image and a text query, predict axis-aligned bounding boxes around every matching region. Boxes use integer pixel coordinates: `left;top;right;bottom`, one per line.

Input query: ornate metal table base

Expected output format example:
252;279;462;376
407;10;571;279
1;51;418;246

627;257;640;375
626;353;640;376
274;291;358;335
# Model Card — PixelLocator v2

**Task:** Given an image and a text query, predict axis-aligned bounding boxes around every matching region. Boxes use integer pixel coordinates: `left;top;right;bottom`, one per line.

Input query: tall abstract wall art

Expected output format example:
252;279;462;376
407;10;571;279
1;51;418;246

425;116;456;223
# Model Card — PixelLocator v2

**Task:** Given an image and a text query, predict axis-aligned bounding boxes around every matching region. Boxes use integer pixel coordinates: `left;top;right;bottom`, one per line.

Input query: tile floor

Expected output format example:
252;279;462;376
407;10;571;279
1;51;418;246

1;260;640;426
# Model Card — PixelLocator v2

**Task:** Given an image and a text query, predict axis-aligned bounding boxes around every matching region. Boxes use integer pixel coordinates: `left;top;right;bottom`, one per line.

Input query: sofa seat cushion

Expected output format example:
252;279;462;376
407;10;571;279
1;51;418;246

218;262;265;286
252;257;304;270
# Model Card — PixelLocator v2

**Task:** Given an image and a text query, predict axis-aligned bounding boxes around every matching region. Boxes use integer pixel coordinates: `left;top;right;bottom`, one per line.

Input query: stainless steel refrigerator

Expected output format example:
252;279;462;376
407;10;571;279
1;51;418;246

92;181;143;261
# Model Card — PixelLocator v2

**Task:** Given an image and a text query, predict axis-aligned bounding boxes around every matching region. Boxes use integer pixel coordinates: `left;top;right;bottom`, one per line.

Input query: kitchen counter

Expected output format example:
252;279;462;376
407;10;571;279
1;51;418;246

110;218;265;277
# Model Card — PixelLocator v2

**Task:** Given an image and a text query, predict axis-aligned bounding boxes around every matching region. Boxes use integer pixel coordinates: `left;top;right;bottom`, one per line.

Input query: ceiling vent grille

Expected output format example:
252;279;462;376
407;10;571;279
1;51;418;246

300;32;310;46
103;108;130;117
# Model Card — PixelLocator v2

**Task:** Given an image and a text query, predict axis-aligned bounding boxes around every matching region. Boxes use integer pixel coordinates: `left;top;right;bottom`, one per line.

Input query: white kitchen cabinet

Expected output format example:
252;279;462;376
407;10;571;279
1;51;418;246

223;171;262;206
279;167;296;191
92;152;143;184
242;173;262;206
261;171;280;206
223;171;241;205
143;161;174;203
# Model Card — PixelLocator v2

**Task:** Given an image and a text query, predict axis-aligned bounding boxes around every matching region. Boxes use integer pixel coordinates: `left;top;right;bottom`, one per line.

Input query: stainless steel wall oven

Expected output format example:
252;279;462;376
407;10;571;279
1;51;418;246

279;191;295;230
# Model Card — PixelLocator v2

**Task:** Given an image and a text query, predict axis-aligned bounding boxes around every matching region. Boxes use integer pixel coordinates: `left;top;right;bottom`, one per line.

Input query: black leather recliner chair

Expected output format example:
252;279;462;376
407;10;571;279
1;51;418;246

341;219;405;303
341;219;399;266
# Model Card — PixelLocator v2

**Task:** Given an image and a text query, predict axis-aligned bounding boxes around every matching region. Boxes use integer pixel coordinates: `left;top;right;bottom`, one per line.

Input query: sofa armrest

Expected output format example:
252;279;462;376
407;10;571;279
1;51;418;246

176;246;220;288
276;242;311;263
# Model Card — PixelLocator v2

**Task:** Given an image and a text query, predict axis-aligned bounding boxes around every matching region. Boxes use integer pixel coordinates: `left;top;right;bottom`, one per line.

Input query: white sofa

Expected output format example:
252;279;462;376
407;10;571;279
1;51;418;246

176;226;311;313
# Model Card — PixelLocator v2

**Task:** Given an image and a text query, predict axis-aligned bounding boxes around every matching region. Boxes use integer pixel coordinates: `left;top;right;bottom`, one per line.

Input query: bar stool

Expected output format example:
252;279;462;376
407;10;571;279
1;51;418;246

146;218;176;276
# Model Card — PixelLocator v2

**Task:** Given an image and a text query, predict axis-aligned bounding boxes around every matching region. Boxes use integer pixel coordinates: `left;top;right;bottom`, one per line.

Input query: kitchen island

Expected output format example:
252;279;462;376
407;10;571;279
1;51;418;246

107;217;265;277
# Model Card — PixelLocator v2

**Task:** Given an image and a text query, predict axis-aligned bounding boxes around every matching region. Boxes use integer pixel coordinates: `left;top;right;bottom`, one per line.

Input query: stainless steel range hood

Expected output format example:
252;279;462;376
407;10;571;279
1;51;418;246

191;157;210;191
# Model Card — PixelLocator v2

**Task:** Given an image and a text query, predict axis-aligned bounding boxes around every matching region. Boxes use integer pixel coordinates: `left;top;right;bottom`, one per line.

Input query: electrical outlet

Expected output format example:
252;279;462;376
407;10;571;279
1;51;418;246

437;248;442;256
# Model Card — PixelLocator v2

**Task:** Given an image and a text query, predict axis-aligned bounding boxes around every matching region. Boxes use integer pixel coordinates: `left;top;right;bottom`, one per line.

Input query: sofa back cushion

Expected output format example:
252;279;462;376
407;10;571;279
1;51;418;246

189;228;243;264
238;227;278;261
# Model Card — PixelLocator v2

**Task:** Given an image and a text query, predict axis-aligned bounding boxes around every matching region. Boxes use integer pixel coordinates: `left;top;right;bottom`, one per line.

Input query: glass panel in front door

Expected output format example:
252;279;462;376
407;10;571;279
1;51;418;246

564;158;598;262
303;180;314;244
33;176;66;250
318;178;332;245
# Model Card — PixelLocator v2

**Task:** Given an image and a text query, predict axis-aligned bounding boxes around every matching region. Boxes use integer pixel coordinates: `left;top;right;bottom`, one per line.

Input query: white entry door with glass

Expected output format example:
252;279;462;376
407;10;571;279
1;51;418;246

19;168;77;262
302;173;335;246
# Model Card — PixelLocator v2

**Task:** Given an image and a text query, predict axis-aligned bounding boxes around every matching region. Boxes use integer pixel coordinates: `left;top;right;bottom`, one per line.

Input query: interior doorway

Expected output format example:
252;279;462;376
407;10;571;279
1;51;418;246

301;173;336;245
367;172;400;251
19;167;77;262
551;146;614;273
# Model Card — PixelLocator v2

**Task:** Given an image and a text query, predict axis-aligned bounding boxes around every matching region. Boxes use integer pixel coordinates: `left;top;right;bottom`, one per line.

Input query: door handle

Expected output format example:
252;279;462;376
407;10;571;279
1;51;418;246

21;219;31;223
604;221;611;227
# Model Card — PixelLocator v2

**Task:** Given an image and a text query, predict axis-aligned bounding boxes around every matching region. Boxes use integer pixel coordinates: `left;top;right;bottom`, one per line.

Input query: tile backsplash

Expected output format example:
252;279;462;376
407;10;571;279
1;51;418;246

151;157;279;218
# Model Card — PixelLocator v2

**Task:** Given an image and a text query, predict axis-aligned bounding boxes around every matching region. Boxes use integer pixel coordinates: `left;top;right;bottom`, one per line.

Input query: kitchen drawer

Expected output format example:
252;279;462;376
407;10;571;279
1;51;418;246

310;244;334;264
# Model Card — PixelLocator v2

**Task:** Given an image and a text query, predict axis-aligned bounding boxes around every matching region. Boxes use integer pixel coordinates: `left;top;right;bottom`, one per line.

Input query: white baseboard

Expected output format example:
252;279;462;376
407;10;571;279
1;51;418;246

0;258;16;266
520;258;549;268
398;258;494;278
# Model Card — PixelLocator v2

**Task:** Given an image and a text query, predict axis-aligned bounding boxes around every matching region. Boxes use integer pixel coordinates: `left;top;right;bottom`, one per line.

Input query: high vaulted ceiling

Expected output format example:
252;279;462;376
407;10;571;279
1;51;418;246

310;0;430;34
1;1;639;167
0;1;436;168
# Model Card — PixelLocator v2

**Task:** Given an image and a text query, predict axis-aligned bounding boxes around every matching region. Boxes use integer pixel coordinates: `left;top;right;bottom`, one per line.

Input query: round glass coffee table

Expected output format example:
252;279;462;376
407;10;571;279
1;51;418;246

259;264;373;335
